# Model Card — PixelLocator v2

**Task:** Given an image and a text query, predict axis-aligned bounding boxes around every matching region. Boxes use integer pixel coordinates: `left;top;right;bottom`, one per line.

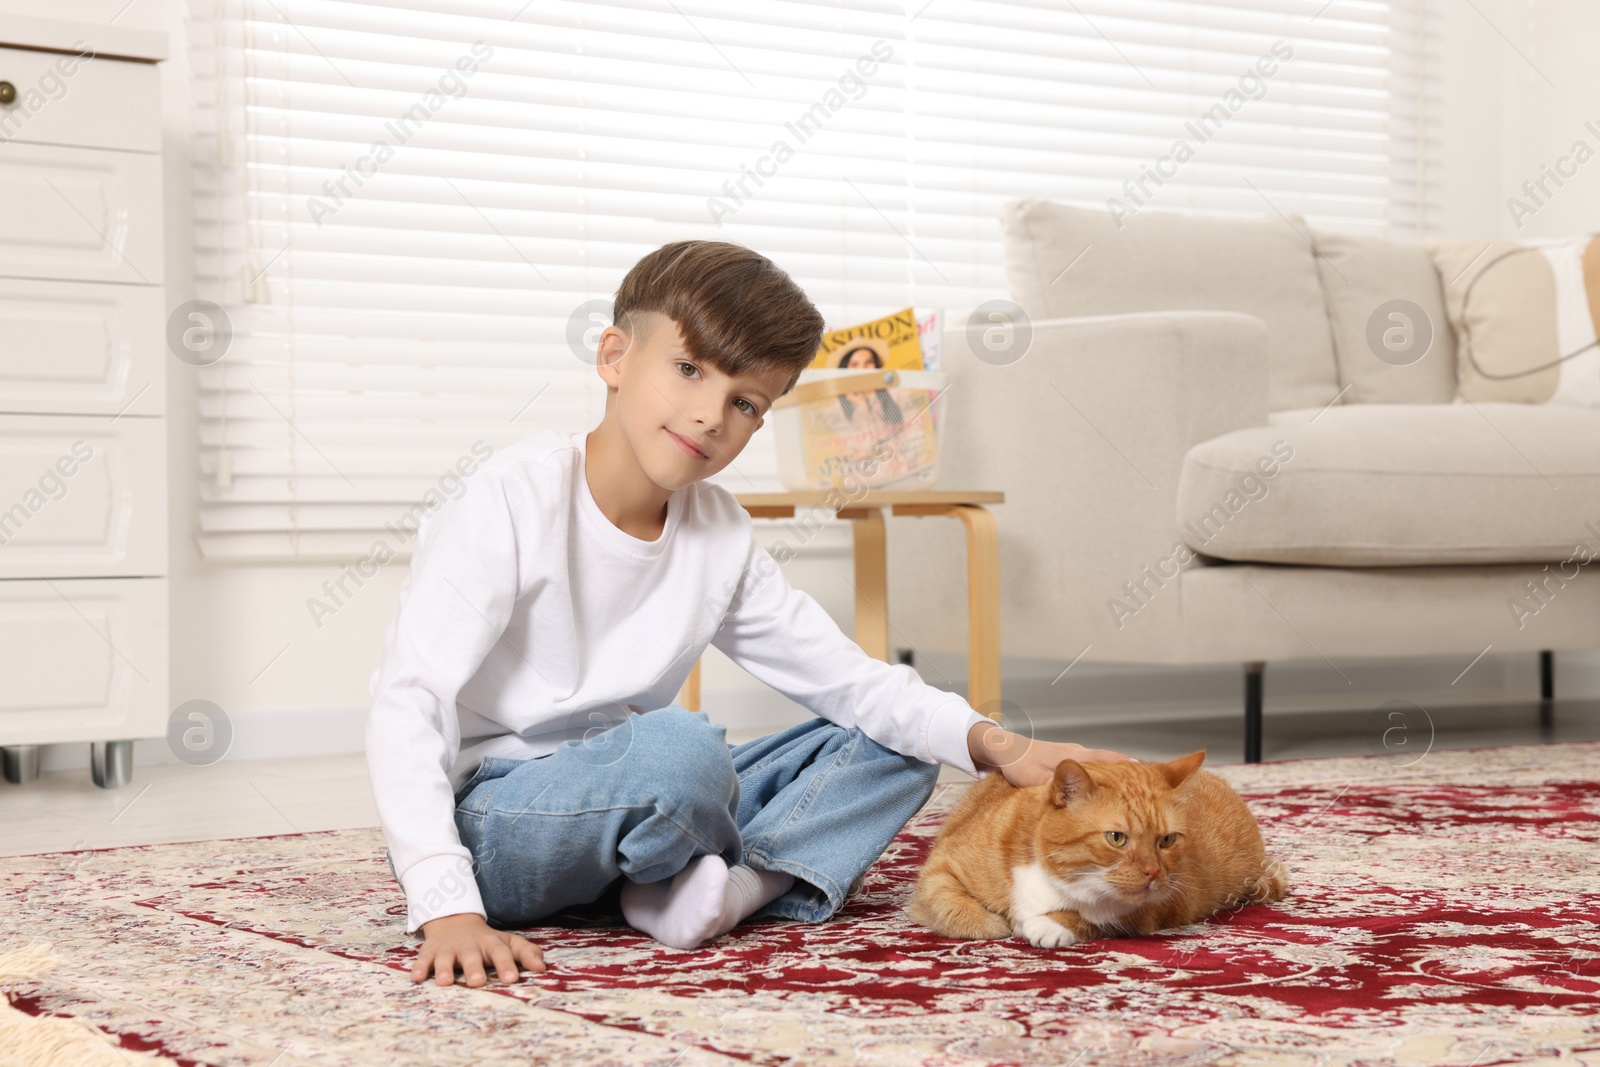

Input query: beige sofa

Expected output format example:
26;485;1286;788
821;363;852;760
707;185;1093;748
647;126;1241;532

891;198;1600;760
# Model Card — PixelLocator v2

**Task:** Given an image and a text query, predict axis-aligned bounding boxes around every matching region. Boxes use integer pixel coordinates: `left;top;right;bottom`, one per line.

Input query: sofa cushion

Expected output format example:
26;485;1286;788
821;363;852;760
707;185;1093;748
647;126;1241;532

1428;234;1600;406
999;198;1341;411
1309;229;1457;404
1176;403;1600;565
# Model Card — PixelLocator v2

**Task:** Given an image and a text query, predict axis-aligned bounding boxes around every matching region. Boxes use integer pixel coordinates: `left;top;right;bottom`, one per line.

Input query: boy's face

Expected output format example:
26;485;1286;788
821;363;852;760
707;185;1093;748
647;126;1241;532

595;313;793;491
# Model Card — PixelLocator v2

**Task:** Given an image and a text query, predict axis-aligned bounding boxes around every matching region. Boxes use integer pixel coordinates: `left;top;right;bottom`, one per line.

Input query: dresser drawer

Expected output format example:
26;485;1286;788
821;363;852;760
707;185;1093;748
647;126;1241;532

0;45;159;153
0;413;166;578
0;141;162;285
0;575;167;745
0;278;164;416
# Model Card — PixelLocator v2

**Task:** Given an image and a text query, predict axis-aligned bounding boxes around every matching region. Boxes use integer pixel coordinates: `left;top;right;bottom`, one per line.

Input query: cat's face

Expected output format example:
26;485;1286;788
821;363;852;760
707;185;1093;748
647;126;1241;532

1034;751;1206;904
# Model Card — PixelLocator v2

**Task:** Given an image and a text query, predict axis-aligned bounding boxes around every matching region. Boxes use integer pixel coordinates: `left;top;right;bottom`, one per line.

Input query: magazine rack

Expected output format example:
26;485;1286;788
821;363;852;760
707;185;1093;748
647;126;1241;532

769;368;948;492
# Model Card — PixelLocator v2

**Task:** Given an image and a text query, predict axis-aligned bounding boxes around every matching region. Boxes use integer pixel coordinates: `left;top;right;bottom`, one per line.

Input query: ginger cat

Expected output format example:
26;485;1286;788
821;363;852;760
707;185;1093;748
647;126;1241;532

908;749;1287;948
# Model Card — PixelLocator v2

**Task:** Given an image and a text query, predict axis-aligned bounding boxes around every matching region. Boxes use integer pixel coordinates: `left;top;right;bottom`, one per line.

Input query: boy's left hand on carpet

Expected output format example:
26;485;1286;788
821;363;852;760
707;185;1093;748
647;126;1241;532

967;721;1138;789
414;912;546;987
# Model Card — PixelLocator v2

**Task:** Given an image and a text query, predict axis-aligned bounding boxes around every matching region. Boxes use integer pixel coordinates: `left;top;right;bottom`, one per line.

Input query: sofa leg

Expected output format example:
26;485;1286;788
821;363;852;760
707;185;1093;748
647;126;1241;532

1244;661;1265;764
1540;650;1554;731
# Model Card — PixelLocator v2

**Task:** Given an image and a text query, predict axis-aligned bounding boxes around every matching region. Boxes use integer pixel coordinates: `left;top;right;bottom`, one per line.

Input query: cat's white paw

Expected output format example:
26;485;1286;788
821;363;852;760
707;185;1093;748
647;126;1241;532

1015;916;1079;949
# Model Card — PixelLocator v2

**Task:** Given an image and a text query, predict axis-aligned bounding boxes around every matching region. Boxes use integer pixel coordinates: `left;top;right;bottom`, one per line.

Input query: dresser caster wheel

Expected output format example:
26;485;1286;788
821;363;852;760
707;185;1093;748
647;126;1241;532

2;745;40;784
92;740;135;788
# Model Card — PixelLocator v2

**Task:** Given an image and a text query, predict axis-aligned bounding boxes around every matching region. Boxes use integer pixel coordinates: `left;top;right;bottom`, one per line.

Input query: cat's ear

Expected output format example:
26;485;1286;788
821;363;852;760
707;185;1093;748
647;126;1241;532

1161;749;1206;788
1049;759;1096;808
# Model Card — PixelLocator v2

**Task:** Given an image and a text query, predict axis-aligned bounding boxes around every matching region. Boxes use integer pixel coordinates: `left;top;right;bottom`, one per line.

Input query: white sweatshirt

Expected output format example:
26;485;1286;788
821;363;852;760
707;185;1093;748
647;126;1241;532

365;428;990;933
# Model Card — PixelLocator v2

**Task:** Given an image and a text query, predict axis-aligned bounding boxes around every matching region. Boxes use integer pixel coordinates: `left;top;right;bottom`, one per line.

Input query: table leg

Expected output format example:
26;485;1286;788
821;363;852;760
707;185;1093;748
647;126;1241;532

953;505;1001;716
852;507;890;661
676;659;701;712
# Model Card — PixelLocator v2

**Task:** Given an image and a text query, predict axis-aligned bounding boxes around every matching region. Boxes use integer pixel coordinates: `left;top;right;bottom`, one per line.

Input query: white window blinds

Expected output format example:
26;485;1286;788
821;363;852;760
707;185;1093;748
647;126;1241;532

187;0;1439;561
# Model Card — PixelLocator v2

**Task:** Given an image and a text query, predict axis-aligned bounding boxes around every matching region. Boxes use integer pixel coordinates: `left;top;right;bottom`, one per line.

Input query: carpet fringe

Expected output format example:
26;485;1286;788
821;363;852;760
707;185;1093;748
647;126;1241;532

0;942;179;1067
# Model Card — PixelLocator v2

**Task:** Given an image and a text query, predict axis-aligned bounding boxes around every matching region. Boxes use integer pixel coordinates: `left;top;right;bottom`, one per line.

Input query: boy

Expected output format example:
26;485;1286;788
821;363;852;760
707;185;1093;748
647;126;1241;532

365;239;1135;988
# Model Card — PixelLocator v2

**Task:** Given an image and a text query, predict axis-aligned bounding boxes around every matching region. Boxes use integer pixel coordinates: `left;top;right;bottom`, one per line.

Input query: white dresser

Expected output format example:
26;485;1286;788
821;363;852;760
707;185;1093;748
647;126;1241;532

0;17;169;788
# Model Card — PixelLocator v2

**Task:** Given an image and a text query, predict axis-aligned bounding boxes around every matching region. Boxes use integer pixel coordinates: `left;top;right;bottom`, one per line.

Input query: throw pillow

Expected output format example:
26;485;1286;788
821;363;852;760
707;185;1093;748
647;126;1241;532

1427;234;1600;405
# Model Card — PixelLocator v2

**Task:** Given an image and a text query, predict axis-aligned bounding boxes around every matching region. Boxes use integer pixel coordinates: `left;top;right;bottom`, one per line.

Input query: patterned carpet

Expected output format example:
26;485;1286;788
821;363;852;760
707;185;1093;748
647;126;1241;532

3;741;1599;1067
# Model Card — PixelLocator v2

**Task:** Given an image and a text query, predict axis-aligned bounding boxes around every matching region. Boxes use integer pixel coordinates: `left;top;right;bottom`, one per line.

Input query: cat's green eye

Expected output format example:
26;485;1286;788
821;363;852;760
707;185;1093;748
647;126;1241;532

1158;833;1177;848
1103;831;1127;847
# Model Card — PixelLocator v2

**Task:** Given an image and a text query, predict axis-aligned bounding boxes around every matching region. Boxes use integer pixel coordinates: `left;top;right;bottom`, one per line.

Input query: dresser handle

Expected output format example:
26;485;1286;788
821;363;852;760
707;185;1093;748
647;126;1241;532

0;81;16;106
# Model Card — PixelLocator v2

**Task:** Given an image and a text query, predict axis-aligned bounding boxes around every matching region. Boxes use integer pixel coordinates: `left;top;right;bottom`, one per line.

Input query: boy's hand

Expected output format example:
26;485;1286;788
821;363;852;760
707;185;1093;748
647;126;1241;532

414;912;546;986
967;721;1138;789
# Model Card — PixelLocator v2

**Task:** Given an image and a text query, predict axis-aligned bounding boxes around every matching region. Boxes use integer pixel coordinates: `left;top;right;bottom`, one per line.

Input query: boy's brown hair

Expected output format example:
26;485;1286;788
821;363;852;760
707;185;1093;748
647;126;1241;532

613;240;825;400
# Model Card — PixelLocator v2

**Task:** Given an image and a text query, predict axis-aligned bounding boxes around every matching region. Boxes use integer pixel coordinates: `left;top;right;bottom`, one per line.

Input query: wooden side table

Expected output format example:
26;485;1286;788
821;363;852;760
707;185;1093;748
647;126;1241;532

676;490;1005;720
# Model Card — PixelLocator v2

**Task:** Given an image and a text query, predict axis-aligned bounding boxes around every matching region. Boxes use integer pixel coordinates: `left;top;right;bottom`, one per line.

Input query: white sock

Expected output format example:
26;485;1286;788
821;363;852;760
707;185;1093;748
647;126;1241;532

620;855;794;950
722;862;795;934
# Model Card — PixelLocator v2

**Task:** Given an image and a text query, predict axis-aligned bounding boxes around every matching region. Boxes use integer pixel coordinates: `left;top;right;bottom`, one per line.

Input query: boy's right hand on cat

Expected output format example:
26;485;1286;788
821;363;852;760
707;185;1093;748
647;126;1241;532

969;722;1137;789
414;912;546;986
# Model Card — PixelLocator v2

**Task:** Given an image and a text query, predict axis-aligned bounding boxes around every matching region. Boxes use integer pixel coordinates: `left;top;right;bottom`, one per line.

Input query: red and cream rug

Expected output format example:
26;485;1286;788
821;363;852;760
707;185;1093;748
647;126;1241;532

3;740;1599;1066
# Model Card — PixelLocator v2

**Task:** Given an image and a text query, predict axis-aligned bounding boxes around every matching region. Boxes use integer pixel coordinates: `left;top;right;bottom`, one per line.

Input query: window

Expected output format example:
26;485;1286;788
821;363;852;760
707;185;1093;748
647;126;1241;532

188;0;1438;560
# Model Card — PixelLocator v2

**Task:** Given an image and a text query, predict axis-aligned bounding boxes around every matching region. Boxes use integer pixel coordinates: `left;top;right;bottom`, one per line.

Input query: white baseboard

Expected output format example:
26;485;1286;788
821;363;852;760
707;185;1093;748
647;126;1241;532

32;706;370;773
24;648;1595;774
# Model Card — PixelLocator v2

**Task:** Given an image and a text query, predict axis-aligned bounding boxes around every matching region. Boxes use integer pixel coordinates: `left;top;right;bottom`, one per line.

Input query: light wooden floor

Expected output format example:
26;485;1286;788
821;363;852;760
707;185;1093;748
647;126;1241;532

2;699;1594;858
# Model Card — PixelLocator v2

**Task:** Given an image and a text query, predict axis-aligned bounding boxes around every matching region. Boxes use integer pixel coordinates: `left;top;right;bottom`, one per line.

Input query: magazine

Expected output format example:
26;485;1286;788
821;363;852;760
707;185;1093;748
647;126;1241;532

917;308;942;372
809;306;925;371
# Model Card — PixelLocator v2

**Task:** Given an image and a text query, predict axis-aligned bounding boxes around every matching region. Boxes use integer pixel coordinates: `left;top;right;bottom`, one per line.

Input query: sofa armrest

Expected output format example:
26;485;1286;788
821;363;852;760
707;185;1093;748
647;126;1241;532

886;310;1269;665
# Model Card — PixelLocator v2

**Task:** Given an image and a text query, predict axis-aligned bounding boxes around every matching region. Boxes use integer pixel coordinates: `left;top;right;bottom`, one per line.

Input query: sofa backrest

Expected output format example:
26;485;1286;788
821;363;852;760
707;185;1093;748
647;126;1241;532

998;198;1341;411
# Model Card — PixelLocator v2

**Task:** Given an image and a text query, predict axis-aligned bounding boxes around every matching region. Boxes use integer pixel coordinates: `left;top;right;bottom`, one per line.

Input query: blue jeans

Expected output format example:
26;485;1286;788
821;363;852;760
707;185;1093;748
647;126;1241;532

446;705;940;929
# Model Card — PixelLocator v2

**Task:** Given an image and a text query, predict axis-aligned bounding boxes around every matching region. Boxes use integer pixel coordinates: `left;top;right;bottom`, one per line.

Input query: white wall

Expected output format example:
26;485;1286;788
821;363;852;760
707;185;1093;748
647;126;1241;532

1434;0;1600;241
9;0;1595;771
